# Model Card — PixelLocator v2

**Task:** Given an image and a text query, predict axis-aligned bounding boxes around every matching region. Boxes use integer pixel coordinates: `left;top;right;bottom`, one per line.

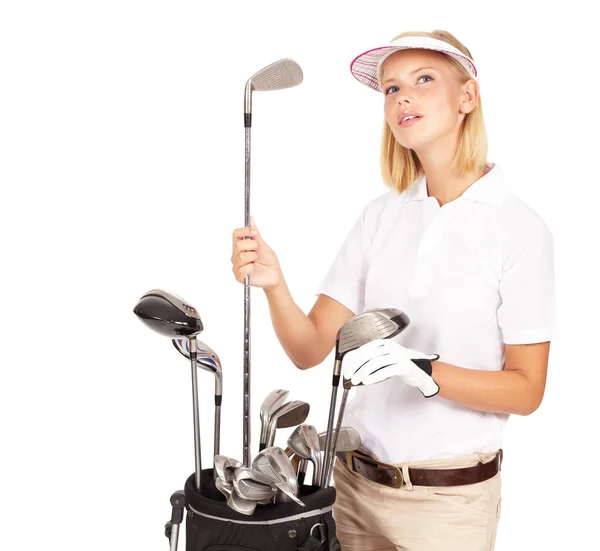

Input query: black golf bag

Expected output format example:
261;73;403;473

165;468;341;551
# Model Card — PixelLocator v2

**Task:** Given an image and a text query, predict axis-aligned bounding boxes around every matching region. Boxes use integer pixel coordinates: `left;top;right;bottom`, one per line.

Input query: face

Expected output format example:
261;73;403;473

380;49;477;153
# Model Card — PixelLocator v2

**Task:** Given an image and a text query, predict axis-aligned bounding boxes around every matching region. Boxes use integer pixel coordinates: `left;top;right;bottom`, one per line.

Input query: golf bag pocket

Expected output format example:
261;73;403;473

184;473;337;551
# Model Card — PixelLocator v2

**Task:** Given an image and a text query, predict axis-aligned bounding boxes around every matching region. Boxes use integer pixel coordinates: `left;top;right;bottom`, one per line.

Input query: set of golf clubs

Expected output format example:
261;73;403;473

204;386;362;515
210;423;362;516
133;289;411;492
132;59;416;527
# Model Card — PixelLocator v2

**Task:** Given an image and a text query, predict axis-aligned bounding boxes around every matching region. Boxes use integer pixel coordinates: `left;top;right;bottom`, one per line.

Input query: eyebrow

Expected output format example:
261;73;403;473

381;66;437;86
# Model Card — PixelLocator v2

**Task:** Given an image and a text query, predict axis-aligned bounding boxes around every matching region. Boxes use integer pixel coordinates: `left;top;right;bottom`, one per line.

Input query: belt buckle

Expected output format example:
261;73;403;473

346;451;404;489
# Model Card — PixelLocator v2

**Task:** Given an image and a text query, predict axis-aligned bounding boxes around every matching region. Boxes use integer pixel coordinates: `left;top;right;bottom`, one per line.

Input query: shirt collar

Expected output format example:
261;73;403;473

403;162;509;205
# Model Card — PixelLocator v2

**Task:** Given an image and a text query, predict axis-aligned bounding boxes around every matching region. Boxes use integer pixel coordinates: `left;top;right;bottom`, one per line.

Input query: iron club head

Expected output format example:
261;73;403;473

244;59;303;116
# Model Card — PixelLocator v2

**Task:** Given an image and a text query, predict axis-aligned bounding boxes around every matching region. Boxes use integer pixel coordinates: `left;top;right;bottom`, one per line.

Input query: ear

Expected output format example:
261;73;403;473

459;79;479;114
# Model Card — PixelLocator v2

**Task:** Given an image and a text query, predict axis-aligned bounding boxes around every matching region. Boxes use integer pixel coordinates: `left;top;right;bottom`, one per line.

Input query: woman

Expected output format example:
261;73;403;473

230;29;555;551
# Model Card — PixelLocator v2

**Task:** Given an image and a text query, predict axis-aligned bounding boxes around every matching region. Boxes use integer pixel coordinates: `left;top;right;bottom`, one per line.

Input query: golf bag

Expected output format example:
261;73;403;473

165;468;341;551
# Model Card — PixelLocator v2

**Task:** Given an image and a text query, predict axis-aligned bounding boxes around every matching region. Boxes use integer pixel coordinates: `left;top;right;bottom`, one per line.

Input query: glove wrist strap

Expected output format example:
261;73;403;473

412;358;433;377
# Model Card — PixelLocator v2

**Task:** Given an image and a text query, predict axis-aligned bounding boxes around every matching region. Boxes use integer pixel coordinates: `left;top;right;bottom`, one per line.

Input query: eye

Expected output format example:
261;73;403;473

384;75;433;94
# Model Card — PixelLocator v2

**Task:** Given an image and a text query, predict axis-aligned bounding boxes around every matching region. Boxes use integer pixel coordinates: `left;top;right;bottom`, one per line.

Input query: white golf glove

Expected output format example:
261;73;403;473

342;339;441;398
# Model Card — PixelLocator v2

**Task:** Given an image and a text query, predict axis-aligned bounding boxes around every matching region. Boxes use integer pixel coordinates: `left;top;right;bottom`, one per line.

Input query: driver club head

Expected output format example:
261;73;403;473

334;308;410;374
133;288;204;490
133;289;203;338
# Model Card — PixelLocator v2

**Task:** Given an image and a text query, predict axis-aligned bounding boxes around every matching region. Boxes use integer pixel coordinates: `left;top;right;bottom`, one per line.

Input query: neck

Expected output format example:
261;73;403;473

414;134;487;207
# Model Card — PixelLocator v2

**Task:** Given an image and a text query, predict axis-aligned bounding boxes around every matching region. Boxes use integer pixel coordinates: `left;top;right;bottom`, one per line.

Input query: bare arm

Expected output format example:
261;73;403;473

431;341;551;415
264;279;354;370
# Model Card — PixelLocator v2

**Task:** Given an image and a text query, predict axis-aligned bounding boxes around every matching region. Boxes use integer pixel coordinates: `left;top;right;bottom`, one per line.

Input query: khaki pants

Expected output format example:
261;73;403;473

331;450;502;551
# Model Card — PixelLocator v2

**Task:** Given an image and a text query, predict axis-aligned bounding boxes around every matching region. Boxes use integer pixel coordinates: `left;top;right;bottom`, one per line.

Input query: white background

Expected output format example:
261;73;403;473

1;1;598;549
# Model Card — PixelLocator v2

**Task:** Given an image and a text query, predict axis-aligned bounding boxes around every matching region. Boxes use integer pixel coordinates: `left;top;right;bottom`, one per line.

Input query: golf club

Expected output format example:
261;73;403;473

288;425;321;487
223;457;243;483
259;389;289;455
252;447;304;506
215;477;233;500
214;455;230;481
233;467;279;503
243;59;303;466
319;308;410;488
133;289;204;491
215;465;260;515
263;400;310;450
226;482;257;516
318;427;361;453
298;427;361;486
173;337;223;478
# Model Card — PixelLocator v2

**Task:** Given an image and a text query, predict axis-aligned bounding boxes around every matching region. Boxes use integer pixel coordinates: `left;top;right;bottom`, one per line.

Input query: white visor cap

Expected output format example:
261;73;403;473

350;35;478;92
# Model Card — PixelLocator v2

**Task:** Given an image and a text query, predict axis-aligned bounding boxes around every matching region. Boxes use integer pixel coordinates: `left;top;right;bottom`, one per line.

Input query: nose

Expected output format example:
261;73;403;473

396;93;411;105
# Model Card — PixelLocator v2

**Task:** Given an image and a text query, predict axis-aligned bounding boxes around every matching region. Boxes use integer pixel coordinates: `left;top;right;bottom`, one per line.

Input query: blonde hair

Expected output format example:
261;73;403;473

378;30;488;194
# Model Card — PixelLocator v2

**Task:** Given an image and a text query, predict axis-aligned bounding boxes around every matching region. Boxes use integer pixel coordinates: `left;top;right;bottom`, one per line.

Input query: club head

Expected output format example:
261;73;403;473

228;489;257;516
289;424;321;487
216;478;259;515
273;481;305;506
214;455;230;480
215;477;233;499
133;289;203;337
333;308;410;376
244;59;303;114
318;427;361;452
236;479;277;502
287;426;312;460
266;400;310;448
302;425;321;486
233;468;278;502
259;389;289;447
172;337;223;396
233;466;276;487
172;338;221;367
223;458;243;483
252;447;299;496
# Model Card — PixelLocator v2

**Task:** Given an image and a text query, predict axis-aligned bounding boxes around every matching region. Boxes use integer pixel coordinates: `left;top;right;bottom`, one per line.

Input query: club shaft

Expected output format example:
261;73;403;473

313;450;322;487
243;124;252;467
324;387;350;488
259;417;267;450
320;375;340;487
259;409;271;453
214;403;221;479
189;338;202;490
298;459;307;486
266;418;278;448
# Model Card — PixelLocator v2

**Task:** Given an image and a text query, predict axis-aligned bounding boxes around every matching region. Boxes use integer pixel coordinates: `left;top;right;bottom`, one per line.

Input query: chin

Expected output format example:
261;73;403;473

393;127;441;153
393;134;423;151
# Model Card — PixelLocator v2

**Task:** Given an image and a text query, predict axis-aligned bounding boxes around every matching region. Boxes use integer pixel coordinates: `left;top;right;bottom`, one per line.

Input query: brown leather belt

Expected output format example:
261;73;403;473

336;449;503;488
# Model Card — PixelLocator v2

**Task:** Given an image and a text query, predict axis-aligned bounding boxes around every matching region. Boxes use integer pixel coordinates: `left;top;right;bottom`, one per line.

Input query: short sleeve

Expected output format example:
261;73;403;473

497;220;556;344
315;209;368;315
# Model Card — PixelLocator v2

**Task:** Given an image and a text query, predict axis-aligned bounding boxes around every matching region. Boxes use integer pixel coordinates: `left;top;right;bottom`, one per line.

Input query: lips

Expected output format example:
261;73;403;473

399;116;422;128
398;111;423;126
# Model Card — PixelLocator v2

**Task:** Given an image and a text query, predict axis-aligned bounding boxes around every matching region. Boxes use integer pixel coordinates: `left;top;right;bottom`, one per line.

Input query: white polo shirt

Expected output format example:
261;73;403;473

315;162;556;463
